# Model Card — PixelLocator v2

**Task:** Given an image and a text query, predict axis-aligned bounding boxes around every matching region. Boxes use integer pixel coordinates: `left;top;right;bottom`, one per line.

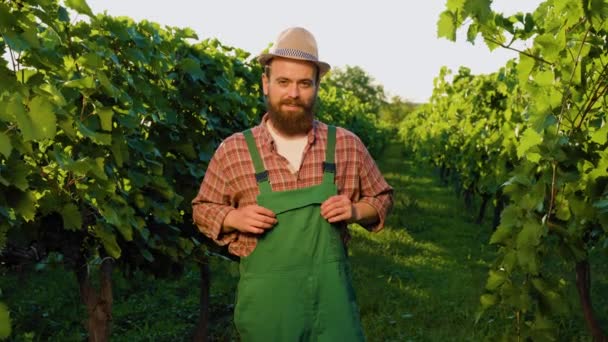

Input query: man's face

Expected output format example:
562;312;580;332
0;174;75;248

262;57;318;136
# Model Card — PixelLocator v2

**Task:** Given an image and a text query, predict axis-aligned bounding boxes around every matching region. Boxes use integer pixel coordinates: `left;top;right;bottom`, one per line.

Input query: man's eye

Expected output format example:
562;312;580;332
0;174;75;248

277;80;288;86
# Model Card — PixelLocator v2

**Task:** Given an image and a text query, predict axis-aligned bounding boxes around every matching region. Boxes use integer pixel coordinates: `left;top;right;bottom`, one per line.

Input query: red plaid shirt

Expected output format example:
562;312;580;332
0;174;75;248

192;114;393;257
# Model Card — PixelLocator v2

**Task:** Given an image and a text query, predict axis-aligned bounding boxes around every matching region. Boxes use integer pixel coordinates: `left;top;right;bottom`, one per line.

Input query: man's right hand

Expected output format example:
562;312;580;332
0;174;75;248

222;205;277;234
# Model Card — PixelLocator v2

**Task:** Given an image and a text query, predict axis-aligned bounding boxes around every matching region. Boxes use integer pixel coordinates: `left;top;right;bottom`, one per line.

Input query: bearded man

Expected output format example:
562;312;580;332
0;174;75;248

192;27;393;341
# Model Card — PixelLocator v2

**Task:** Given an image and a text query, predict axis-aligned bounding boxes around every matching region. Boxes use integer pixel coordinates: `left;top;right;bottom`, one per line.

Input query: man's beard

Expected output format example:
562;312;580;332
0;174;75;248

267;97;315;136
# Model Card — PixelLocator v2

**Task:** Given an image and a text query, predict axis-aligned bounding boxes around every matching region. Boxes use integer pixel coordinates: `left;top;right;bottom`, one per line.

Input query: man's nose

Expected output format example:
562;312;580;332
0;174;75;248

287;83;300;98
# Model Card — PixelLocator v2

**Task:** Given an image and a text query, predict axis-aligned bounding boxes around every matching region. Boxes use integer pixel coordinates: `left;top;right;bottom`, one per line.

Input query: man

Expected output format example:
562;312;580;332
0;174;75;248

192;27;393;341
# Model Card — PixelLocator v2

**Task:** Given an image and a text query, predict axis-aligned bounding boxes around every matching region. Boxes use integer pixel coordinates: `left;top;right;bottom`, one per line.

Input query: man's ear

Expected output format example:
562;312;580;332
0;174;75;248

262;73;269;96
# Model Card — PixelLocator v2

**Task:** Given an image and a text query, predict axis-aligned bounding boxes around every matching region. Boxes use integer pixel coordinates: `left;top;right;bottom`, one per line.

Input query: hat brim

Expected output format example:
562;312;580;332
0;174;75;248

258;53;331;77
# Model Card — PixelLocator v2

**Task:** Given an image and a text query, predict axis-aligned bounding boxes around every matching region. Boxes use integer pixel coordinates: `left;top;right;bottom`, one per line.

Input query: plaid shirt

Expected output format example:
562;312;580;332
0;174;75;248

192;114;393;257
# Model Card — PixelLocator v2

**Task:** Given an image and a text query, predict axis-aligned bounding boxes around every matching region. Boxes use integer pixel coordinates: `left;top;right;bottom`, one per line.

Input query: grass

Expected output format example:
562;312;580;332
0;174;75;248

350;143;500;341
1;141;607;341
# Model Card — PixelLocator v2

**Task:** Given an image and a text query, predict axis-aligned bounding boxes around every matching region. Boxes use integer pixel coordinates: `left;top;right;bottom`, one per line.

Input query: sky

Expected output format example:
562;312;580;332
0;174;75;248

85;1;543;103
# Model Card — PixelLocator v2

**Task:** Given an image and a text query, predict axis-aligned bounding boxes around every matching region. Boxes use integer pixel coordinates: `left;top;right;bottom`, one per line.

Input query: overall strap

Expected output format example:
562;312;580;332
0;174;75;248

322;125;336;184
243;129;272;194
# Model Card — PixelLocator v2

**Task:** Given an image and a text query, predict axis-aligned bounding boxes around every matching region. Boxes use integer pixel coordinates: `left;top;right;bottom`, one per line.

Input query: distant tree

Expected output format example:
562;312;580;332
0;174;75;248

379;96;420;125
324;65;386;115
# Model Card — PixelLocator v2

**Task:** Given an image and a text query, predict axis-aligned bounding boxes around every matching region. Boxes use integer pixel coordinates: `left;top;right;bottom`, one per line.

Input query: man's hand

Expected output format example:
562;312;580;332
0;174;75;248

222;205;277;234
321;196;380;226
320;195;356;223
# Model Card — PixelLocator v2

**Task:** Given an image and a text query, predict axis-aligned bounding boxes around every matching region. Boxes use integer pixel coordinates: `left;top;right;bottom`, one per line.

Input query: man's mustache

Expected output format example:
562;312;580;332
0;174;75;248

280;99;305;107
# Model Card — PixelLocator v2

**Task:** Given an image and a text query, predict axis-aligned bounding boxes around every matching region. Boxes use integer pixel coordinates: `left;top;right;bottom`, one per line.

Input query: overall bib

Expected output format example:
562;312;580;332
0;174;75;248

234;126;365;341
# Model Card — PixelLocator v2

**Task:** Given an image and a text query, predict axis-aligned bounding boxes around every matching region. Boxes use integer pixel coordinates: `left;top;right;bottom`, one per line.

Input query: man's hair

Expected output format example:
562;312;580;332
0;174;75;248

264;60;320;85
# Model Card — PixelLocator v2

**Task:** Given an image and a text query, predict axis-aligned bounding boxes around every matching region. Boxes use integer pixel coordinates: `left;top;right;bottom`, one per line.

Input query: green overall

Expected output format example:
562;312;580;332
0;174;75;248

234;126;365;341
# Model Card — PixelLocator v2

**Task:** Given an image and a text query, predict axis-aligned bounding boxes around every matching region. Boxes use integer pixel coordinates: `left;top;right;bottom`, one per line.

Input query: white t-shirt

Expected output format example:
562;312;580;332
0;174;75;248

266;121;308;174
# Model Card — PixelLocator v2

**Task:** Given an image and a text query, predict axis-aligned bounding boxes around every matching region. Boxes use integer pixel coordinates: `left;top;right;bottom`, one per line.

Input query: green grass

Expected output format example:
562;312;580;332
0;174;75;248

350;143;500;341
1;142;606;341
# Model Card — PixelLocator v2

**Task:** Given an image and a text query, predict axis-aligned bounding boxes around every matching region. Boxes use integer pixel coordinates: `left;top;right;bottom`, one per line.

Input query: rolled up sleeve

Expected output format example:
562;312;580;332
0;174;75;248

192;144;237;246
358;144;393;232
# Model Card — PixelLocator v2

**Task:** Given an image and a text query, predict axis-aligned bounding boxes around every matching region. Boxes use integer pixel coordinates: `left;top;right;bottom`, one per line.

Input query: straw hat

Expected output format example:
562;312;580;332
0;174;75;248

257;27;331;76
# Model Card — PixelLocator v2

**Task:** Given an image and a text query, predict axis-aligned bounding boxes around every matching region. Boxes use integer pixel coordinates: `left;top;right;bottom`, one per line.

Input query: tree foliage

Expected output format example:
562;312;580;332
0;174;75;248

400;0;608;339
324;65;387;116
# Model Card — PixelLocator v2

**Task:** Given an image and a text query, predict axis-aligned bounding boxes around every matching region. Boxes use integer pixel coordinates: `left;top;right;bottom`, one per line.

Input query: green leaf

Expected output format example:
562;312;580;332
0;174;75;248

502;249;518;273
438;11;457;41
500;205;522;227
95;224;121;259
531;277;568;314
97;72;117;97
590;123;608;145
110;132;128;167
58;117;78;140
535;34;560;61
100;204;132;241
517;54;535;85
534;70;554;87
97;108;113;131
39;84;67;107
76;121;111;145
92;157;108;180
61;203;82;231
526;152;541;163
4;159;30;191
464;0;492;22
480;293;497;309
516;128;543;159
0;132;11;158
77;52;102;68
466;22;479;43
517;247;539;275
490;224;512;244
517;219;544;248
22;24;40;49
15;191;37;222
140;248;154;262
179;58;205;81
516;220;543;274
446;0;466;12
65;0;95;18
0;3;17;30
593;199;608;213
9;98;34;141
64;76;96;89
555;199;571;221
11;95;56;142
486;269;507;290
524;13;535;33
0;302;11;339
28;96;57;140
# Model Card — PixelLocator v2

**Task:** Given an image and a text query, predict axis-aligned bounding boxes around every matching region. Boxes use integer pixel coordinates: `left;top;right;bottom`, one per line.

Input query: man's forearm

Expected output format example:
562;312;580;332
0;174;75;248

349;201;379;226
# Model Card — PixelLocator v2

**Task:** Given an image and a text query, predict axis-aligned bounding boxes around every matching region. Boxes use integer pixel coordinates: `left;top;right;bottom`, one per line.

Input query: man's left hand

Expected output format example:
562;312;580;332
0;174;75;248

320;195;356;223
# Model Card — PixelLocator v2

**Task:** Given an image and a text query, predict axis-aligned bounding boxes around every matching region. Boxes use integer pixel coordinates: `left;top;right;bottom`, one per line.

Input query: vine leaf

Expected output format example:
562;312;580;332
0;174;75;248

464;0;492;22
65;0;94;18
28;96;57;140
94;224;121;259
516;128;542;159
0;133;11;158
61;203;83;231
97;108;113;132
437;11;458;41
14;191;36;222
590;123;608;145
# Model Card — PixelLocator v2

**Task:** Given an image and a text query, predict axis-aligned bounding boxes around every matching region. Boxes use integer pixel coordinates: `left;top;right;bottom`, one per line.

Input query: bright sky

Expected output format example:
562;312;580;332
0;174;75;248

86;1;543;103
